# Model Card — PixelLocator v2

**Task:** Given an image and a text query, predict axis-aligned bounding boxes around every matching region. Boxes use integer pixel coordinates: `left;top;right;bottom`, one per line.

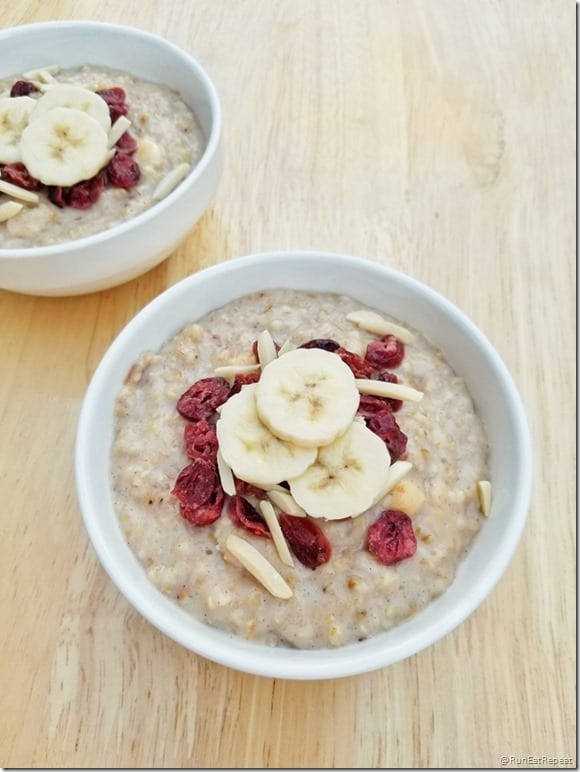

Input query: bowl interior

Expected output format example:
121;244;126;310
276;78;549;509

76;251;532;679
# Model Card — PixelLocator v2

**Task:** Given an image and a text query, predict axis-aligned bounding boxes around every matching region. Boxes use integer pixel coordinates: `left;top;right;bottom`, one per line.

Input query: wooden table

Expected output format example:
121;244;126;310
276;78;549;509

0;1;575;768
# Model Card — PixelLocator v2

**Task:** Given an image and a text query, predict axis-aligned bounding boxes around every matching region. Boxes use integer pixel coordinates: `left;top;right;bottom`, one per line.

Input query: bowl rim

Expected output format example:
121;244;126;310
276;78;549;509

75;250;533;679
0;20;222;260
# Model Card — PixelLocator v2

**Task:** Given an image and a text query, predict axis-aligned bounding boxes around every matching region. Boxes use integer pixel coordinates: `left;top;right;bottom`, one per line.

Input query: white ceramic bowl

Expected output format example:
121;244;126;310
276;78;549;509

0;21;222;296
76;251;532;679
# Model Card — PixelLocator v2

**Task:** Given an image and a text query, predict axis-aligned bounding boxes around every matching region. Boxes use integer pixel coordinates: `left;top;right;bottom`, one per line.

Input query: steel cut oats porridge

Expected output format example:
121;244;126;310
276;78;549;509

111;290;490;649
0;65;204;247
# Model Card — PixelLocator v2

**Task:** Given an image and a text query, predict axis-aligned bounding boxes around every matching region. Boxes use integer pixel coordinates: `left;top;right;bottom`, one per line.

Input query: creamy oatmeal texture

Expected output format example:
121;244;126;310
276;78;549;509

0;66;204;248
112;290;489;649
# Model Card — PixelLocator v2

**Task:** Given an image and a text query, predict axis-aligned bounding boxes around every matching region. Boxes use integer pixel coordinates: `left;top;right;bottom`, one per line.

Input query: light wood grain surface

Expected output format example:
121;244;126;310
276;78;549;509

0;1;575;768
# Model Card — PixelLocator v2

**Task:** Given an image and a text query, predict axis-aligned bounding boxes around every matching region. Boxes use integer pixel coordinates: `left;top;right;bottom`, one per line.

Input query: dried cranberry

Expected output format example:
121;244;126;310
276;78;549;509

116;131;137;155
234;478;268;500
375;370;403;411
299;338;341;352
335;346;373;378
228;371;261;397
367;408;408;462
171;458;217;509
47;186;67;208
184;419;218;461
96;87;128;122
10;80;38;97
67;173;105;209
365;336;405;369
357;394;392;419
107;152;141;189
367;510;417;565
181;485;224;526
228;496;271;538
1;162;41;190
177;377;230;421
278;514;331;569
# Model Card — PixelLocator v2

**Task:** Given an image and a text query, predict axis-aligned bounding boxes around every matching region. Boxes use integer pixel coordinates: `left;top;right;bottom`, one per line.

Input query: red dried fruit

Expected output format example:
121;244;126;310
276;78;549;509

184;419;218;460
228;495;271;538
367;406;408;462
376;370;403;412
96;87;128;122
365;335;405;369
67;173;105;209
47;185;67;208
180;485;224;526
367;510;417;565
107;152;141;189
10;80;38;97
357;394;392;419
234;478;268;500
228;371;261;397
177;377;230;421
171;457;218;509
1;162;41;190
335;346;373;378
278;514;331;569
116;131;137;155
299;338;341;352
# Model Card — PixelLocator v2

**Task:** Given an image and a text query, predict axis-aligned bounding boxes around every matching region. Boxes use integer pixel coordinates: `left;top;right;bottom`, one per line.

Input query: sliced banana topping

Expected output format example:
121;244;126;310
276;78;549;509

0;200;23;223
289;421;391;520
29;84;111;131
477;480;492;516
255;348;360;449
0;96;36;163
225;533;293;599
20;107;110;187
259;500;294;567
346;309;416;343
216;383;317;487
356;378;424;403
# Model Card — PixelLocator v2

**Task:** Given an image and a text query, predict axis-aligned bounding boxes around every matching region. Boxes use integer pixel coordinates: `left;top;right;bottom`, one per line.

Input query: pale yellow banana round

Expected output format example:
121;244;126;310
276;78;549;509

0;96;36;163
20;107;110;186
255;348;359;448
29;84;111;131
289;421;391;520
216;384;317;488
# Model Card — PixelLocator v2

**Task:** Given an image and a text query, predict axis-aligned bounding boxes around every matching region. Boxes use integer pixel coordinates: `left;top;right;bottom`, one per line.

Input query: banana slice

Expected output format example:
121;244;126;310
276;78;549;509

255;348;359;448
216;383;317;487
0;96;36;163
20;107;109;186
29;84;111;131
289;421;391;520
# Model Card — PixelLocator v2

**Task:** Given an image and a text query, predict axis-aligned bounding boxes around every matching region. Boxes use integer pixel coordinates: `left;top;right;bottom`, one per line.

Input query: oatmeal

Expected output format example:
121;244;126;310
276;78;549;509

0;65;204;248
111;290;490;649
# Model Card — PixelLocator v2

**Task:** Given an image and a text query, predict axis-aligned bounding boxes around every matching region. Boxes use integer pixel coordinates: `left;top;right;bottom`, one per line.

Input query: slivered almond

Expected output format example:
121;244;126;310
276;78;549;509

377;460;413;503
257;330;278;368
108;115;132;147
267;488;306;517
477;480;492;516
23;64;60;79
214;363;261;378
355;378;424;402
225;533;292;599
346;309;416;343
277;338;294;356
152;162;190;201
259;500;294;567
0;179;39;204
216;450;236;496
0;201;23;222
